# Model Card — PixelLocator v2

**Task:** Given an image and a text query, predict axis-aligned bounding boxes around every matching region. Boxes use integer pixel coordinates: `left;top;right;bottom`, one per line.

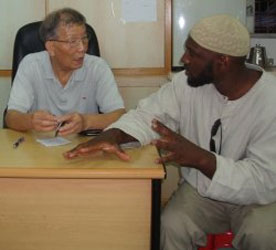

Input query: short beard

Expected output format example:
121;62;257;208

187;62;214;87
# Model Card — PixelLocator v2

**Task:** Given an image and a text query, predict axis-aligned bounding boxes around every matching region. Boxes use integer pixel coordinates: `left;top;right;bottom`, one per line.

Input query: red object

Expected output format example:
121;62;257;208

198;234;214;250
198;231;234;250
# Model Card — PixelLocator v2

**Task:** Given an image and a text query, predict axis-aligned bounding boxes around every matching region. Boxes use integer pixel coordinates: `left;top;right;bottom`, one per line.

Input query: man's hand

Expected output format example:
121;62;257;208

56;112;85;136
151;119;216;178
31;110;57;131
63;129;131;161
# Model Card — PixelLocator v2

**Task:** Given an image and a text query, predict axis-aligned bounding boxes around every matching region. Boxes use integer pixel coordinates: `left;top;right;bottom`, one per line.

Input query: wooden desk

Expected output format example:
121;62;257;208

0;129;164;250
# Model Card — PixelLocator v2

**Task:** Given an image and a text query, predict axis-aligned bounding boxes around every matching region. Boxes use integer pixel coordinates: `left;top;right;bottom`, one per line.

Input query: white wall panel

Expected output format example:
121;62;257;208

48;0;165;68
0;78;11;126
0;0;45;69
172;0;246;67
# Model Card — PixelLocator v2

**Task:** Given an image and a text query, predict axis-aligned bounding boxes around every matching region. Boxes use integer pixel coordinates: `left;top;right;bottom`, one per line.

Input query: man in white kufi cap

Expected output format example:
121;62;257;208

65;14;276;250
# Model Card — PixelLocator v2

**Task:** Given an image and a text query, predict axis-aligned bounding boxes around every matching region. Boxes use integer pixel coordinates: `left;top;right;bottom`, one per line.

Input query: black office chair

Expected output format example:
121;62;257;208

3;21;100;127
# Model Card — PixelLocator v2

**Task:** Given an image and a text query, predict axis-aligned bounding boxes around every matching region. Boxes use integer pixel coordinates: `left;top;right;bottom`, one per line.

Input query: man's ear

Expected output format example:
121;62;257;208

45;41;55;56
212;55;230;77
218;55;230;68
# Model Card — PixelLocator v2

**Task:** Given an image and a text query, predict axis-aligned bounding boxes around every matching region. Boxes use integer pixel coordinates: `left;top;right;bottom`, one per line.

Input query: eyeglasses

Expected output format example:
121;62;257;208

209;119;222;154
48;33;91;48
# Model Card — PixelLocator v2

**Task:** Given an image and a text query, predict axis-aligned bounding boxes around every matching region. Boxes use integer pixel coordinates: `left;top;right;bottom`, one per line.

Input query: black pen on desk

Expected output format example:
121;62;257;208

13;136;25;149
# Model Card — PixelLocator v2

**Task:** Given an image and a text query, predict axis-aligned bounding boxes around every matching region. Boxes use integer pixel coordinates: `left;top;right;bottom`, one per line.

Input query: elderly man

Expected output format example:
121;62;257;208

5;8;125;136
64;14;276;250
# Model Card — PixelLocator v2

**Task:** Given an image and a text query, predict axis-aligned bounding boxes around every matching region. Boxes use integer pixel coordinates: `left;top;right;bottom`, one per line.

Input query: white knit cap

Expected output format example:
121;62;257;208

190;14;250;57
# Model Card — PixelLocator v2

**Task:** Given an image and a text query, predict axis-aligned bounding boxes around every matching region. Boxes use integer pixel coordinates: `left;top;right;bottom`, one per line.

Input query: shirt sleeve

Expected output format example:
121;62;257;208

92;58;124;113
7;56;34;113
108;78;183;145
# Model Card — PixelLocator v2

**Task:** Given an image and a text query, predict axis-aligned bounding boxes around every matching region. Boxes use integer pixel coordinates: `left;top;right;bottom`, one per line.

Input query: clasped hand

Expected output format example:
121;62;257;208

31;110;84;136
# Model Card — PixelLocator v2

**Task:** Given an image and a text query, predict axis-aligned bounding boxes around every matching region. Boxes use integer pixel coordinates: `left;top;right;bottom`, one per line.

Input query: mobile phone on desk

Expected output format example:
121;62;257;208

78;129;103;136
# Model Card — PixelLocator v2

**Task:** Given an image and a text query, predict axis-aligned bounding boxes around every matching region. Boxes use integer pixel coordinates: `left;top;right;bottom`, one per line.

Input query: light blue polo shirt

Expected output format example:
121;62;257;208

8;51;124;115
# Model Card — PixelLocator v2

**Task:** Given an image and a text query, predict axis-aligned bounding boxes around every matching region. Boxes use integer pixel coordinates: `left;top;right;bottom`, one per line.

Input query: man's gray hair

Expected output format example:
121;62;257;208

39;8;86;42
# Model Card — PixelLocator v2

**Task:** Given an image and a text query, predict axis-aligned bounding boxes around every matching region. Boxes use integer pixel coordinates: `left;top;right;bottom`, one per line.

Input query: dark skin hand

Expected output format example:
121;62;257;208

151;119;217;179
63;128;135;161
64;119;217;179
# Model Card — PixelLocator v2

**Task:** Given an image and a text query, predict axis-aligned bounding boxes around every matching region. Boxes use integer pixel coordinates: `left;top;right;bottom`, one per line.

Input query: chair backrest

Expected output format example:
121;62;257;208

3;21;100;128
11;21;100;82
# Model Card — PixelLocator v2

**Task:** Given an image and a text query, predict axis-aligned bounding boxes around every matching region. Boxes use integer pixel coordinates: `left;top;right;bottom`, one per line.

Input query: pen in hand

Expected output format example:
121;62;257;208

13;136;25;149
55;121;65;137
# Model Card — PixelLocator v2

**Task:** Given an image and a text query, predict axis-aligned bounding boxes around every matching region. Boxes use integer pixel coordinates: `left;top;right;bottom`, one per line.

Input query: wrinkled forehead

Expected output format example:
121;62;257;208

56;23;86;38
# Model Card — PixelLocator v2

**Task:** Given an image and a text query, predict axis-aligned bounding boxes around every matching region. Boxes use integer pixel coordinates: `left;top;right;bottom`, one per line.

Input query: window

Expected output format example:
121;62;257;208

246;0;276;36
255;0;276;33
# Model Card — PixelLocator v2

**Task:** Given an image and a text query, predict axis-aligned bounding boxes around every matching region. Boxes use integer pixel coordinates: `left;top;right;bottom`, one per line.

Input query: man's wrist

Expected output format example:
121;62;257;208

104;128;137;144
81;114;89;131
27;113;34;130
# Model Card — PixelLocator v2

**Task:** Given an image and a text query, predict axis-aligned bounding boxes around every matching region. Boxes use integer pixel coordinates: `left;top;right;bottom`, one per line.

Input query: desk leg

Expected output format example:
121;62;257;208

151;179;161;250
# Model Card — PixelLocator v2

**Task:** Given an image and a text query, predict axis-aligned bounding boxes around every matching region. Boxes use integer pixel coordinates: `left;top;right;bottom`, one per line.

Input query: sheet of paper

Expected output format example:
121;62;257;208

120;141;141;149
36;137;71;147
122;0;157;22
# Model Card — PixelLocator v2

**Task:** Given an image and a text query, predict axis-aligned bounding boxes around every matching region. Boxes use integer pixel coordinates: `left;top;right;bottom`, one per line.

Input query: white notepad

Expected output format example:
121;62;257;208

36;137;71;147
